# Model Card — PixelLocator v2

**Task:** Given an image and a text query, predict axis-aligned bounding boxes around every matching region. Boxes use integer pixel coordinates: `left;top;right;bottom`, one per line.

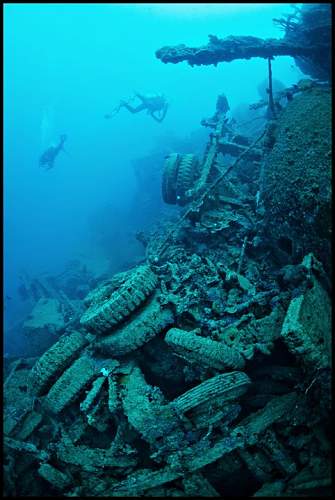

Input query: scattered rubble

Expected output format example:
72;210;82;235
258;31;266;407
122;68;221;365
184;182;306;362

4;9;331;495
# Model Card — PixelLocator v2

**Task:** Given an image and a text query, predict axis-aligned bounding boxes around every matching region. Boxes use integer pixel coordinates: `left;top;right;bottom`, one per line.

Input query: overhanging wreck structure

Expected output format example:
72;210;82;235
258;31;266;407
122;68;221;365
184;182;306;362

156;4;331;81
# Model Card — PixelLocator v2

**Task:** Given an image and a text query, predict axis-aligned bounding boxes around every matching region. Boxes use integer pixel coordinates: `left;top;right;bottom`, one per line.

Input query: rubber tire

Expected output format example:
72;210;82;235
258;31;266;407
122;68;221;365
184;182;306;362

162;153;180;204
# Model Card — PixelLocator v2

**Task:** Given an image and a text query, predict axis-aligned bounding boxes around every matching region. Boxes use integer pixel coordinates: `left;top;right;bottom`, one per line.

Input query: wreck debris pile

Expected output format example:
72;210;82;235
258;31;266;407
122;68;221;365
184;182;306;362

80;265;158;333
93;293;174;356
29;330;89;397
4;63;331;500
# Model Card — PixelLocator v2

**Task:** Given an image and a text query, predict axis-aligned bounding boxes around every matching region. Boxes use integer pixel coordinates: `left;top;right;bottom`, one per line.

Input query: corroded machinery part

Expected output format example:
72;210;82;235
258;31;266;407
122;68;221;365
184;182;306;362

191;402;241;431
108;376;120;414
280;255;331;370
192;123;222;198
109;466;182;497
218;306;285;361
110;392;291;497
4;436;49;462
110;455;233;497
93;295;174;356
80;376;106;414
171;371;251;415
175;153;199;206
55;432;138;472
37;463;71;491
45;355;97;414
80;265;158;334
165;328;245;370
161;153;181;204
29;331;88;396
238;429;297;484
231;392;298;445
121;366;180;446
148;395;298;493
14;411;43;441
259;429;297;477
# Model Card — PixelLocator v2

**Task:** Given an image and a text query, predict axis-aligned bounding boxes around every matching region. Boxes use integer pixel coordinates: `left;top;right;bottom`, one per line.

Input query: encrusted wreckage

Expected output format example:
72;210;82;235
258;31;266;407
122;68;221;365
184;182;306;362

4;83;331;496
8;259;104;357
4;7;331;496
156;4;331;80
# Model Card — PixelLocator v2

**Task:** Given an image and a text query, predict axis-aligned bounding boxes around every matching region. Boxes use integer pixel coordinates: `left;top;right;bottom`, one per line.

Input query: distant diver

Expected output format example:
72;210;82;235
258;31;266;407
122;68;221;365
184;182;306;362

105;92;169;123
201;93;235;130
39;134;67;170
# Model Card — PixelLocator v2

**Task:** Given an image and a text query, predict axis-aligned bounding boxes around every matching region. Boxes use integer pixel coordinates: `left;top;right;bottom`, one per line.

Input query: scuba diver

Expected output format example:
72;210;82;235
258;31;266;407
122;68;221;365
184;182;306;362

39;134;67;170
105;92;169;123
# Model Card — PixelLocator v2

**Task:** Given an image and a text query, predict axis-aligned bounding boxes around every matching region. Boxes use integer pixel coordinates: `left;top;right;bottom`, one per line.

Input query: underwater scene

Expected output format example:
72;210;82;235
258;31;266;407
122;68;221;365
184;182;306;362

3;3;332;497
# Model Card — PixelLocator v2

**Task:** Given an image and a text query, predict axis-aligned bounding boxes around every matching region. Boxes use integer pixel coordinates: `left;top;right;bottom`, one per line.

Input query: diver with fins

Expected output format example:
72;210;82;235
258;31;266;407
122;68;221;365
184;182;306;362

105;92;169;123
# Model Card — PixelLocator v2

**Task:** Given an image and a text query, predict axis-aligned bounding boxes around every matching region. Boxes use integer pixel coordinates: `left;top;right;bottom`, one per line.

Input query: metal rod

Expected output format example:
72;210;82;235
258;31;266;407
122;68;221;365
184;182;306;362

268;57;277;119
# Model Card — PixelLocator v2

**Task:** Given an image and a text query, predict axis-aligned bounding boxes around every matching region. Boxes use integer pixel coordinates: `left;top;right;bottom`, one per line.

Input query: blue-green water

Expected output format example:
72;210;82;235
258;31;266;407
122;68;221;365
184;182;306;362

4;3;304;353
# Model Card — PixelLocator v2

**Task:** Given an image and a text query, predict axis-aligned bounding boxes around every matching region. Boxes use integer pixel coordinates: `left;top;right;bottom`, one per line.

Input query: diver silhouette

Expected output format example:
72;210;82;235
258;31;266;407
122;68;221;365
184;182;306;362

105;92;169;123
39;134;67;170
